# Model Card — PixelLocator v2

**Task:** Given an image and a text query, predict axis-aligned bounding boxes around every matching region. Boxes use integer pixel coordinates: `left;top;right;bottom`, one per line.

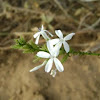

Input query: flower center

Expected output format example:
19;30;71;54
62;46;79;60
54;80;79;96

60;38;64;42
50;55;56;59
38;28;41;31
38;28;44;33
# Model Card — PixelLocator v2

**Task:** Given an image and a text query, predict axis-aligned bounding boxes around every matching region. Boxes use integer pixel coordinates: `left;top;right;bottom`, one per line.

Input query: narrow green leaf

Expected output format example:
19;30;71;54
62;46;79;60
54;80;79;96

61;54;69;63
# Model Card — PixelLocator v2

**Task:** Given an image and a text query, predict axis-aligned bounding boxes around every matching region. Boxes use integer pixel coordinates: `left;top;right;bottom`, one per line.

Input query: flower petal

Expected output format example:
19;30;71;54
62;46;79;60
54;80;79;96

45;58;53;73
54;42;62;56
33;32;40;38
42;32;50;40
63;42;70;53
47;40;54;55
41;25;44;30
64;33;75;41
55;30;63;38
44;30;53;37
37;51;50;58
29;61;46;72
35;35;40;44
49;39;60;45
54;58;64;72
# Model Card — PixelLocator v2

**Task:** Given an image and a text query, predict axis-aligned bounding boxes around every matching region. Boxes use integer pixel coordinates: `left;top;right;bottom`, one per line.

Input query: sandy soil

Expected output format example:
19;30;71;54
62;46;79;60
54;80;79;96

0;0;100;100
0;50;100;100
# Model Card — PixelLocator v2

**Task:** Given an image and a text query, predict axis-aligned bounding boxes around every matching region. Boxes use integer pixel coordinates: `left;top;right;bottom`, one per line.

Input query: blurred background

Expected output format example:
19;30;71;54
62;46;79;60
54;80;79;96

0;0;100;100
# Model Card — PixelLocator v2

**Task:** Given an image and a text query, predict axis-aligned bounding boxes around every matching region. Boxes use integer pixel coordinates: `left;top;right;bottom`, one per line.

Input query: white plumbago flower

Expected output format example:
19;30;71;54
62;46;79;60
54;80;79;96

29;61;47;72
30;41;64;73
50;69;57;77
33;25;53;44
50;30;75;53
37;41;64;73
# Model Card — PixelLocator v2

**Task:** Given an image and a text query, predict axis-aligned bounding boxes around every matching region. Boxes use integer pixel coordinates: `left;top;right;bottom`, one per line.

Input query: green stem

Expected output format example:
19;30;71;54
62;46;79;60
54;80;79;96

69;51;100;56
12;37;100;56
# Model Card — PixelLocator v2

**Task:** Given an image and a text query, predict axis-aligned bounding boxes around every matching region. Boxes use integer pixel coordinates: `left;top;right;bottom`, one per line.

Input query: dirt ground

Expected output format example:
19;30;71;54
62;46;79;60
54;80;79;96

0;0;100;100
0;50;100;100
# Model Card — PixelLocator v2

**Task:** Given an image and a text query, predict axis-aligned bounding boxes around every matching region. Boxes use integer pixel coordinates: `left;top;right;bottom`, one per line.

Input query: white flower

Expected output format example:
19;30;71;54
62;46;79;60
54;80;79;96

30;41;64;73
33;25;53;44
50;30;75;53
50;69;57;77
29;61;47;72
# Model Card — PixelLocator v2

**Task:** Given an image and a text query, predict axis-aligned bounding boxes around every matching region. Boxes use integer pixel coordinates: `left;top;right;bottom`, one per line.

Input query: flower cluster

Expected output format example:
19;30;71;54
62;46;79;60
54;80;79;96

30;25;75;77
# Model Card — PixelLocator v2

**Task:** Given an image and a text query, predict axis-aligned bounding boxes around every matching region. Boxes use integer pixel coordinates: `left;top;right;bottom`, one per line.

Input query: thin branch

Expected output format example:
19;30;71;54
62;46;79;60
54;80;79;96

91;18;100;28
81;18;100;31
53;0;91;28
6;4;42;15
69;50;100;56
77;12;92;30
14;32;33;36
0;46;11;50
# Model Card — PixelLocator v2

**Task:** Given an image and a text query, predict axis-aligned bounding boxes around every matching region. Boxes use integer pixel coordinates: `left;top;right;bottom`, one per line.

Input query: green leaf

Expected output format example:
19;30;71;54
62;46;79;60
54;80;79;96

23;49;34;53
29;40;39;50
33;56;41;63
12;37;40;53
11;45;21;49
61;54;69;63
40;44;48;52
